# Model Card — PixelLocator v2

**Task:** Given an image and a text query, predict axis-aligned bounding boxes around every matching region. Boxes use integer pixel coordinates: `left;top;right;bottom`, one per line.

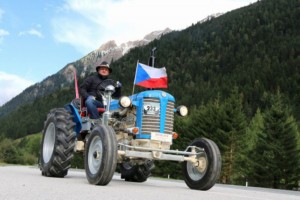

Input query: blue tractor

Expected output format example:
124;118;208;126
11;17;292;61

39;51;221;190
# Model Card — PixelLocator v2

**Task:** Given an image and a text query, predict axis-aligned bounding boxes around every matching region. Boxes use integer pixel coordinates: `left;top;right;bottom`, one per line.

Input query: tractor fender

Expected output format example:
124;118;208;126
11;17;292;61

65;103;82;134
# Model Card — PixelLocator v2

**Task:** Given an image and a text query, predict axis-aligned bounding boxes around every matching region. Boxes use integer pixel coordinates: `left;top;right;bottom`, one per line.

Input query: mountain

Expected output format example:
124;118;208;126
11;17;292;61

0;28;172;117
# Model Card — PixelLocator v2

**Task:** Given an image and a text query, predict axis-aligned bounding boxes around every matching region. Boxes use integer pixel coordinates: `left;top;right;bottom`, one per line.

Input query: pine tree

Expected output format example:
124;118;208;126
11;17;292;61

219;87;248;184
252;91;300;189
247;108;265;185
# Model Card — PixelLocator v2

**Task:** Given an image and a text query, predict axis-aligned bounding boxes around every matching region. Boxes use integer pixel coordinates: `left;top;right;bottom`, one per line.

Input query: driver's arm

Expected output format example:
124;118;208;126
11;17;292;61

79;77;93;99
112;81;122;98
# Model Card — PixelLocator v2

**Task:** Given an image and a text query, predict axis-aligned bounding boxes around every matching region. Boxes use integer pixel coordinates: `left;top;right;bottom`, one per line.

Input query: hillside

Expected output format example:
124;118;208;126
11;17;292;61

111;0;299;113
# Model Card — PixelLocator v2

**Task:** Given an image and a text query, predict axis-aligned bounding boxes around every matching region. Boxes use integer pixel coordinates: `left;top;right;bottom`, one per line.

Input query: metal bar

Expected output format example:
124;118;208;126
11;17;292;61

118;143;204;156
118;150;199;162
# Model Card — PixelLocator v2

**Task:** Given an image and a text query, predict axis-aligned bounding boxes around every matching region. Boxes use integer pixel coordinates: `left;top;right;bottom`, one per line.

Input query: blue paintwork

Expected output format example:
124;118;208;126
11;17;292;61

66;103;82;135
110;99;121;111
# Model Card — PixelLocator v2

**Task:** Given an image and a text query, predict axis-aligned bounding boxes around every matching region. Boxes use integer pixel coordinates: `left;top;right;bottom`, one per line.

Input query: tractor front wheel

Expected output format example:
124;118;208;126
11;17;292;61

85;125;117;185
183;138;221;190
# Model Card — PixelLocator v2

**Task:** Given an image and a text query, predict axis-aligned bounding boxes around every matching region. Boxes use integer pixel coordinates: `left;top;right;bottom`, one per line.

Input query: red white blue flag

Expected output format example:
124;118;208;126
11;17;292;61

134;62;168;88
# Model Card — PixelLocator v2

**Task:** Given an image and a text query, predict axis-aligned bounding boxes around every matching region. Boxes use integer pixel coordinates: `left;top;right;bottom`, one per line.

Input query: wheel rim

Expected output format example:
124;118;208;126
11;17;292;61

43;122;56;163
88;135;103;174
187;153;208;181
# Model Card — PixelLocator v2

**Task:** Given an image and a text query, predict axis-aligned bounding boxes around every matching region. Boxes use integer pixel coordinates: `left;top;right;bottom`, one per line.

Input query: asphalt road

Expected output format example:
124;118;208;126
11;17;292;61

0;165;299;200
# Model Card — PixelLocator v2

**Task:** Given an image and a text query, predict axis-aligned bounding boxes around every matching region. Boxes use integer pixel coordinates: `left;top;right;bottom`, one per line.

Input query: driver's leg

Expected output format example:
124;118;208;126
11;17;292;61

85;97;103;119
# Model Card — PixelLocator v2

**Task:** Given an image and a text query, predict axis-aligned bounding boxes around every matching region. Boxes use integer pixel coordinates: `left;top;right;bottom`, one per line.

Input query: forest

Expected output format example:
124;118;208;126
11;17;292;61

0;0;299;190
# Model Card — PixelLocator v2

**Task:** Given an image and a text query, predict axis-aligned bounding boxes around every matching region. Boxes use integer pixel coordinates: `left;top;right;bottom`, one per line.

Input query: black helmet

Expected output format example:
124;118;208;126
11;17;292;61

95;61;112;73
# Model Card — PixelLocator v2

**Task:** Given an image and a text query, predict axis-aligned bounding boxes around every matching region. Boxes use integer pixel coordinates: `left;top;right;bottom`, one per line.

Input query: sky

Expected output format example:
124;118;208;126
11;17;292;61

0;0;253;106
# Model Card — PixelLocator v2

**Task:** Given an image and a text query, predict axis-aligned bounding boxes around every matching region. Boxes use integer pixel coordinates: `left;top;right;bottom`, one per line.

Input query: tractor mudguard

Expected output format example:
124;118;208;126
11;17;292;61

65;103;82;134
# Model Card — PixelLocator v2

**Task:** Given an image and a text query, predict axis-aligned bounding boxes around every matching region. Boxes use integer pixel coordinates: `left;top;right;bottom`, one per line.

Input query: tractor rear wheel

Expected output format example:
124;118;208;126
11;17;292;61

85;125;117;185
40;108;76;177
183;138;221;190
120;160;154;182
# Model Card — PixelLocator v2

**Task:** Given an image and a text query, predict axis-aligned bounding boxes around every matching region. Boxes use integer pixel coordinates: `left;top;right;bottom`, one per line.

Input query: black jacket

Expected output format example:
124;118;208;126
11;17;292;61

79;74;121;101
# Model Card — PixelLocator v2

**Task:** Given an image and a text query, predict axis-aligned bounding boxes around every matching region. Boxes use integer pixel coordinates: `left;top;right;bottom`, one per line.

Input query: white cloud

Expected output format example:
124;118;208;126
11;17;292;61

0;29;9;44
0;29;9;36
52;0;253;54
52;18;98;53
19;28;44;38
0;9;8;44
0;71;34;106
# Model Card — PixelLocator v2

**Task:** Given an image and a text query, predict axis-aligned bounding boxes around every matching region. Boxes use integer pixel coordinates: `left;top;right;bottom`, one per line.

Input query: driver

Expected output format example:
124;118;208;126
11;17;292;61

79;61;121;120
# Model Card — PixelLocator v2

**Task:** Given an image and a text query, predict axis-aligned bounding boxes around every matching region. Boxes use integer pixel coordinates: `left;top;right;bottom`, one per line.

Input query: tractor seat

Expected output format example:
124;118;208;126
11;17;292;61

97;107;105;113
79;98;106;117
80;107;105;117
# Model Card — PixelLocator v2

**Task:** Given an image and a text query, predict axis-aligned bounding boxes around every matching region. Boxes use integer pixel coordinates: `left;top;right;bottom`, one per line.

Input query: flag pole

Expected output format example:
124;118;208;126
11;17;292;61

148;47;157;90
149;47;157;67
131;60;139;97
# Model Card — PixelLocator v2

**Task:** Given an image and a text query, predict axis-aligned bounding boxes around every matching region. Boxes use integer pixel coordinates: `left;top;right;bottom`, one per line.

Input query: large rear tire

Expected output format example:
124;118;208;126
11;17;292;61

85;125;117;185
120;160;154;182
183;138;221;190
40;108;76;177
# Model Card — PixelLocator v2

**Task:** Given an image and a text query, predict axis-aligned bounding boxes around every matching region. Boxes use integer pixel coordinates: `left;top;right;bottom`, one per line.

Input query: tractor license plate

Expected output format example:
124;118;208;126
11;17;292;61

151;132;172;143
144;102;160;115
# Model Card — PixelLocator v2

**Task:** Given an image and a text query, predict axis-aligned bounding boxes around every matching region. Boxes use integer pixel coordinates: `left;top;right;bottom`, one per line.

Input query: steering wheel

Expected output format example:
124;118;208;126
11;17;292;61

96;79;116;99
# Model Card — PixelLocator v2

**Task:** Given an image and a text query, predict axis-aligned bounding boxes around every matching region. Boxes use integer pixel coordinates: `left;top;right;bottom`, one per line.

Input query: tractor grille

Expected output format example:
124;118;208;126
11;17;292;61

165;101;174;134
141;98;174;135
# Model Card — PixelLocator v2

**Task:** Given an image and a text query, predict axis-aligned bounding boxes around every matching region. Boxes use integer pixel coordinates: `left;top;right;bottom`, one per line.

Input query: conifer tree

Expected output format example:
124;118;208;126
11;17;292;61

247;108;265;185
219;87;248;184
252;91;300;189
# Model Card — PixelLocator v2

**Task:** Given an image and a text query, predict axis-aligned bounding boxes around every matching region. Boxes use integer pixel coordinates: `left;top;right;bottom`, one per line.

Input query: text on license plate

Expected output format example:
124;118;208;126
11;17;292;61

151;132;172;143
143;102;160;115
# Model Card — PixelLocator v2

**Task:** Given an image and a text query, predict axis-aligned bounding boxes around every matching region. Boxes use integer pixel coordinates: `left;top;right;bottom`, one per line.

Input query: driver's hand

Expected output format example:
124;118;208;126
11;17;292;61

115;81;122;88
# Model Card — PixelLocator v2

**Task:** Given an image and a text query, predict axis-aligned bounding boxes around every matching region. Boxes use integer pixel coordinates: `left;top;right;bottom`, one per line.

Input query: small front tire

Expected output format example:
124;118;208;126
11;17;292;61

183;138;221;190
85;125;117;185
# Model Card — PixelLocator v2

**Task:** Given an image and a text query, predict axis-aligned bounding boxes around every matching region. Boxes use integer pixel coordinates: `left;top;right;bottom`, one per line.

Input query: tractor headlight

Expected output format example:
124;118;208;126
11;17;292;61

119;96;131;108
177;105;188;116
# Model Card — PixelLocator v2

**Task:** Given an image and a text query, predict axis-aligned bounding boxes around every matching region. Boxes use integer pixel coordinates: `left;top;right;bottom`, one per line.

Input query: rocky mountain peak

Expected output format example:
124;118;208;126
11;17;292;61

97;40;118;52
143;28;172;41
79;28;172;76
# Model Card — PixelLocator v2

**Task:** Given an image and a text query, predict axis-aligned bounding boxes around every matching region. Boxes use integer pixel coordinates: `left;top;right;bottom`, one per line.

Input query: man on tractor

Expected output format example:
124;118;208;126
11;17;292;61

79;61;122;122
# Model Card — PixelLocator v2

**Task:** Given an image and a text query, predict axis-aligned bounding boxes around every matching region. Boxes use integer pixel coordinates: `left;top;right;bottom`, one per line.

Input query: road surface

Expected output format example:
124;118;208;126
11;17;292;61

0;165;299;200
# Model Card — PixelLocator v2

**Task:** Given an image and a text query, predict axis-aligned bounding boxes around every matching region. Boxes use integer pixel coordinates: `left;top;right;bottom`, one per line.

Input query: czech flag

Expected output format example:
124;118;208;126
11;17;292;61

134;62;168;88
